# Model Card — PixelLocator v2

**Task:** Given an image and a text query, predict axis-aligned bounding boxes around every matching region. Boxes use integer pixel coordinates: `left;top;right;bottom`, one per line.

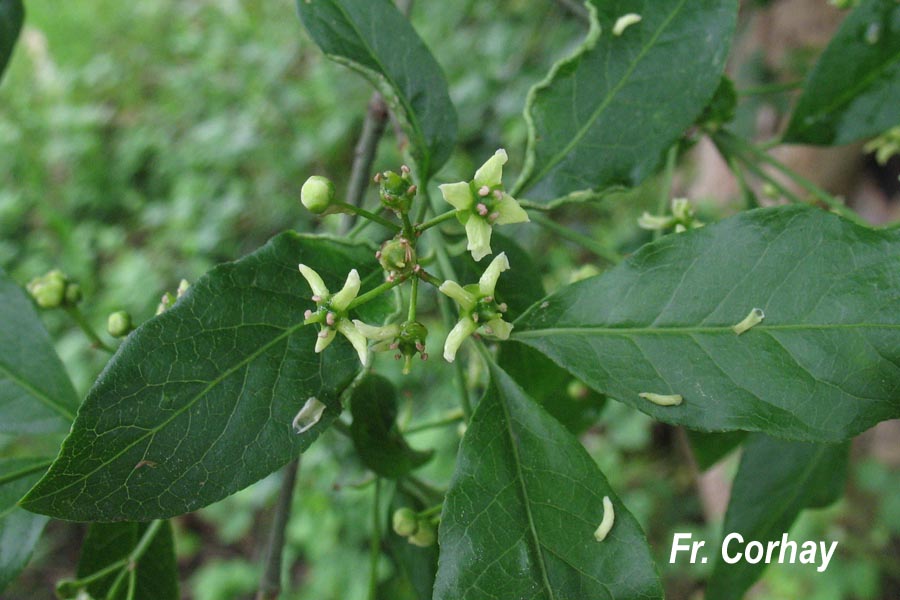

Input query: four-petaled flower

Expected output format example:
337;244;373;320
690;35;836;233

439;252;513;362
298;264;368;365
439;149;529;261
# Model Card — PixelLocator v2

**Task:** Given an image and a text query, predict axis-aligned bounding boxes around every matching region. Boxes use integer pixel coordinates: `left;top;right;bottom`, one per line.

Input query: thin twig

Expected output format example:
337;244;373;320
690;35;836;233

256;459;301;600
341;95;389;234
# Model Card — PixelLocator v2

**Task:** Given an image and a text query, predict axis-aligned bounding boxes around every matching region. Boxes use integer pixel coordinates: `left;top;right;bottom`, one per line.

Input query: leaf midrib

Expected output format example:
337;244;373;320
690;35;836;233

0;358;75;421
496;388;556;600
23;321;303;504
791;35;900;137
521;0;689;192
513;322;900;339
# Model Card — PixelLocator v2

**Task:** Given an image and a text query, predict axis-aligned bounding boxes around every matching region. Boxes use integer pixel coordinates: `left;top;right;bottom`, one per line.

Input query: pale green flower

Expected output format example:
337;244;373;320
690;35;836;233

439;149;529;261
638;198;703;233
298;265;368;365
439;252;513;362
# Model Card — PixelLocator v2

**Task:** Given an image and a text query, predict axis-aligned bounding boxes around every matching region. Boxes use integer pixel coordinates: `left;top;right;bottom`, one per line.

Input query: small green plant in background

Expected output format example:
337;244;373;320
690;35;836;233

1;0;899;599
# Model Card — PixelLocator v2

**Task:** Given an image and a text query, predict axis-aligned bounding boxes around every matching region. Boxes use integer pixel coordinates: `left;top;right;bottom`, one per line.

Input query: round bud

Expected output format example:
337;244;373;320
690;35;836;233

407;519;436;547
26;270;67;309
64;282;82;305
392;508;419;537
107;311;133;338
301;175;336;214
378;170;414;213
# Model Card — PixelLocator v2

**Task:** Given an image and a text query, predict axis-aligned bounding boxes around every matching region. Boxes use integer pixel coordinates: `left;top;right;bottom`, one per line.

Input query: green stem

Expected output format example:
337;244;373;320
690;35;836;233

400;211;415;241
125;569;137;600
407;276;418;322
347;276;408;311
528;212;621;263
335;202;401;232
715;130;867;225
64;306;115;353
726;155;760;209
654;145;679;241
429;231;473;421
418;504;443;519
737;80;803;96
103;520;164;599
416;210;458;232
368;478;382;600
403;411;465;434
417;269;443;288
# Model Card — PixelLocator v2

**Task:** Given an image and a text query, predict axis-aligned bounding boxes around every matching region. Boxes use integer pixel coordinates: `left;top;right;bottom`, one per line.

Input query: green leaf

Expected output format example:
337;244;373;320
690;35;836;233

22;233;391;521
784;0;900;145
297;0;457;179
707;434;849;600
0;267;79;434
74;521;178;600
514;0;738;204
499;342;606;434
434;361;662;600
0;457;50;592
0;0;23;83
686;430;746;471
513;206;900;442
350;374;432;478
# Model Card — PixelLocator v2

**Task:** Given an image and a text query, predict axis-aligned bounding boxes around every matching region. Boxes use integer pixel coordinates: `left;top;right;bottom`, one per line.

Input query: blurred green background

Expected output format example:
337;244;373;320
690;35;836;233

1;1;897;598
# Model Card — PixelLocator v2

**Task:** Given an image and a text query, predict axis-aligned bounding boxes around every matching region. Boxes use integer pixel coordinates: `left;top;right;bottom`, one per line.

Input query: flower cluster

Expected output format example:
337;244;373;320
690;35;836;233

439;149;528;261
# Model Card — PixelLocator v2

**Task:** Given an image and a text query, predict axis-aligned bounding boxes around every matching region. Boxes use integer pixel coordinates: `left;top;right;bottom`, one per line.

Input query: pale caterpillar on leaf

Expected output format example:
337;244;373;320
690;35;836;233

613;13;642;36
594;496;615;542
639;392;683;406
732;307;765;335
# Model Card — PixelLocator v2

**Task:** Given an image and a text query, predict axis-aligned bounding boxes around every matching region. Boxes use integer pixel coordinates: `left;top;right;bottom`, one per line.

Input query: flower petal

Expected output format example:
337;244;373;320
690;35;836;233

352;320;400;341
443;317;478;363
438;280;477;311
484;317;513;340
465;217;493;262
492;193;529;225
299;264;329;298
314;327;337;353
331;269;360;311
478;252;510;296
439;182;473;211
473;149;508;188
338;320;369;365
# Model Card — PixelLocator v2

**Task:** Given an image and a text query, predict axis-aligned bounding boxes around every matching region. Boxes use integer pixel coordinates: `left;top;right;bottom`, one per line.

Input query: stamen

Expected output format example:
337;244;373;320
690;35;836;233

400;165;410;174
326;312;336;326
476;203;489;216
311;294;322;303
478;186;490;197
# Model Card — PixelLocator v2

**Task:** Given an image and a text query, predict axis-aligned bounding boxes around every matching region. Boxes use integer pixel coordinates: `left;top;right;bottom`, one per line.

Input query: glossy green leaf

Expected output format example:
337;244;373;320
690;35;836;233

0;267;79;434
514;0;737;204
707;434;849;600
297;0;457;179
434;361;662;600
784;0;900;145
22;233;391;521
350;374;432;478
0;0;23;83
513;206;900;442
686;430;746;471
499;342;606;434
73;521;179;600
0;457;50;592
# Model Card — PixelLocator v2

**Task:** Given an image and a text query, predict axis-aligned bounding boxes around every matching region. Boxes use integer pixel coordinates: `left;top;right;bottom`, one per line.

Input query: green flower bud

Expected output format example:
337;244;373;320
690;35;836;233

392;507;419;537
377;237;416;276
107;311;133;338
407;519;436;547
26;270;67;309
377;168;416;213
64;282;82;305
301;175;336;214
